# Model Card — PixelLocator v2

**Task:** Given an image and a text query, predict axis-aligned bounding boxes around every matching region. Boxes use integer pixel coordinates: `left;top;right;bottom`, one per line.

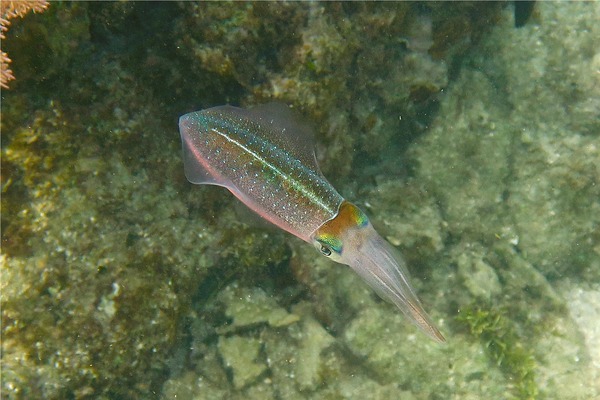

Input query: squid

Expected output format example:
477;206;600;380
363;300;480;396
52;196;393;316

179;103;445;342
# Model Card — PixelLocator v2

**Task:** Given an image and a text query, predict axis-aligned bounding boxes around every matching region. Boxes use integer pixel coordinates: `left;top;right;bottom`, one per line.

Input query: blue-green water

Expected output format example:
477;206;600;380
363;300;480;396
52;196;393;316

1;2;598;399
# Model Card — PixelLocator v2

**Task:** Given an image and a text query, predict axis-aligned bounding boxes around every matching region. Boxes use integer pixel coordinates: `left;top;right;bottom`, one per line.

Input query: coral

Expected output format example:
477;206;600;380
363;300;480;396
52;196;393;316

1;50;14;87
0;0;49;88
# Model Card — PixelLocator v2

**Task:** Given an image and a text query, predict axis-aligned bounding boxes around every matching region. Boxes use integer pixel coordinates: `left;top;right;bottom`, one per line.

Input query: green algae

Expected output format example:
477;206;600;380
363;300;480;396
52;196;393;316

457;305;538;400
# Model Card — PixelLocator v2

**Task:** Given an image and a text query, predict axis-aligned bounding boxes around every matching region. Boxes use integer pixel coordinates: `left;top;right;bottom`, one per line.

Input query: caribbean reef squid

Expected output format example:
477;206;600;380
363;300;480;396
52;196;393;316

179;103;445;343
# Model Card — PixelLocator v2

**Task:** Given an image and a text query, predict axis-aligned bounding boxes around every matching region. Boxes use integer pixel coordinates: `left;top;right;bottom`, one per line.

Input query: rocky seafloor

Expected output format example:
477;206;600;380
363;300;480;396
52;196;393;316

1;2;598;399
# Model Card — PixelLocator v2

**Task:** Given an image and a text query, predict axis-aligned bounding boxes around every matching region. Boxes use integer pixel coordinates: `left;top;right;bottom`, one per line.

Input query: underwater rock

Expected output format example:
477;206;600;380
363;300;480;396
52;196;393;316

172;2;463;179
3;1;598;399
564;284;600;373
406;2;599;398
289;305;335;391
456;249;502;301
218;336;267;390
217;284;300;332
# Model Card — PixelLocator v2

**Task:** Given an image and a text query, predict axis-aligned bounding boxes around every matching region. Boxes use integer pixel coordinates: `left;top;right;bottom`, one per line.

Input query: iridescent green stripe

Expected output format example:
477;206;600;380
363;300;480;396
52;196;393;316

208;117;339;216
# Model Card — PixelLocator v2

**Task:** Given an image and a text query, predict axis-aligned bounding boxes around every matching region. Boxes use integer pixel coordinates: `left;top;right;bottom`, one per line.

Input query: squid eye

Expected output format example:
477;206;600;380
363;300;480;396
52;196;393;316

320;245;332;256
